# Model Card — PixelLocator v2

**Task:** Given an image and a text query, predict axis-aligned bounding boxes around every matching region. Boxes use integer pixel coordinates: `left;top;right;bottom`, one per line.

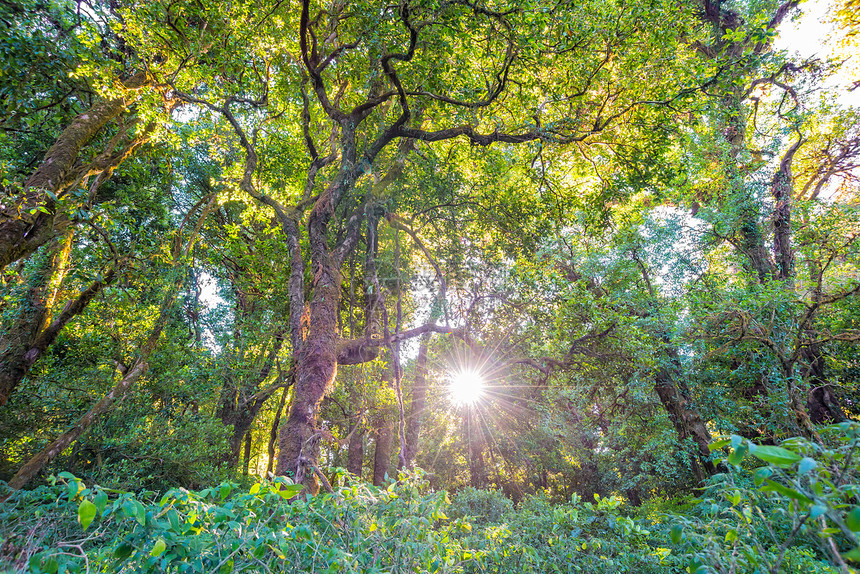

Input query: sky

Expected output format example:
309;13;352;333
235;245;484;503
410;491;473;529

774;0;859;107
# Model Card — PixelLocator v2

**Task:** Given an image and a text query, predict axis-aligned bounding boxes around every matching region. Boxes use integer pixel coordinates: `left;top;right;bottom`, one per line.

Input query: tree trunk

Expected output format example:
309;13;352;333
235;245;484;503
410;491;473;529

347;427;364;477
0;73;148;270
275;208;342;490
372;422;393;486
803;340;845;424
0;268;116;407
346;373;365;477
467;411;486;488
404;333;431;466
7;195;213;489
267;384;289;476
243;431;252;476
807;385;846;424
772;137;803;282
653;355;715;482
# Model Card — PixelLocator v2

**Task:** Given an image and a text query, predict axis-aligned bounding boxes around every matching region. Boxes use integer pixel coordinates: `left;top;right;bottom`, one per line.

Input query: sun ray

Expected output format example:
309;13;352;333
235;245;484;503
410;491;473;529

449;368;486;405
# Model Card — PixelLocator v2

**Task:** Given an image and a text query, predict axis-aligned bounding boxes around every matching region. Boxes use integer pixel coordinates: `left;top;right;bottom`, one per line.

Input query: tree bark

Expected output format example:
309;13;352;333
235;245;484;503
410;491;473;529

0;73;149;270
467;411;486;488
0;268;116;406
372;422;393;486
803;342;845;424
347;426;364;477
404;333;431;466
7;194;214;489
653;351;715;482
267;383;290;476
772;137;803;282
243;431;252;476
275;206;342;490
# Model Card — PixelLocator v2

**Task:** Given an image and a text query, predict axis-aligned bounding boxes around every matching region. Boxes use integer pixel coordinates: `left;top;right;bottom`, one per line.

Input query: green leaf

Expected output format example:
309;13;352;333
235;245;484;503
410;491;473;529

844;547;860;563
759;480;812;504
167;508;181;532
810;504;828;518
751;445;802;467
150;538;167;557
846;506;860;531
67;479;84;499
123;499;146;525
114;543;134;560
798;457;817;475
78;499;97;530
708;438;731;451
728;443;748;466
753;467;773;486
670;524;683;544
93;490;108;513
275;484;304;499
249;483;261;495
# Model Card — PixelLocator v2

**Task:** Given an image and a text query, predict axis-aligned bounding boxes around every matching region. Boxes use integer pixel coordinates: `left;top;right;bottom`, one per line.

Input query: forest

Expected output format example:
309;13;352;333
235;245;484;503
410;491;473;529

1;0;859;571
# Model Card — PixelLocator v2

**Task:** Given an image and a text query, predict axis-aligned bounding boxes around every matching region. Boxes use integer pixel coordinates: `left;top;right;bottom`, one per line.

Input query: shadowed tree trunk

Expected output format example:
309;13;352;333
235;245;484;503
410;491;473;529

243;431;252;476
346;376;365;477
372;422;394;486
0;229;118;407
654;352;716;483
267;381;290;476
216;333;287;469
404;332;431;467
347;426;365;477
8;361;148;489
468;410;486;488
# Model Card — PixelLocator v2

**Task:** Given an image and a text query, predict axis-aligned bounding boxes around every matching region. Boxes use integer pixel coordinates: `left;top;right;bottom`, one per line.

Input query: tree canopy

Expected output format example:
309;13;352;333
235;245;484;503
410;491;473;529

1;0;860;571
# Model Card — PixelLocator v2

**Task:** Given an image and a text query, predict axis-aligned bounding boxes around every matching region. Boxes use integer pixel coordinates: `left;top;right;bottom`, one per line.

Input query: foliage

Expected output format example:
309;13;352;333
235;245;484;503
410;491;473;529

670;422;860;573
0;470;687;574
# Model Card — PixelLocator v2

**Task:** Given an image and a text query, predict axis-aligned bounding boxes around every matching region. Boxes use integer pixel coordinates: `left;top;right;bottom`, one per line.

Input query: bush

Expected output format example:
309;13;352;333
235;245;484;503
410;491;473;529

448;487;513;524
0;470;683;574
667;421;860;574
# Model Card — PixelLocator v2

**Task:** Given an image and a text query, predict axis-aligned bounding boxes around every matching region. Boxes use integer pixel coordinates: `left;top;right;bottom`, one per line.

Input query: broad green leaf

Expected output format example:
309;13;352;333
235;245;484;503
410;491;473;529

150;538;167;557
78;499;97;530
275;484;304;499
114;543;134;560
670;524;683;544
798;457;817;475
93;490;108;513
810;504;828;519
708;438;731;451
167;508;181;532
753;467;773;486
728;443;747;466
751;445;802;467
846;506;860;531
759;480;812;504
123;499;146;526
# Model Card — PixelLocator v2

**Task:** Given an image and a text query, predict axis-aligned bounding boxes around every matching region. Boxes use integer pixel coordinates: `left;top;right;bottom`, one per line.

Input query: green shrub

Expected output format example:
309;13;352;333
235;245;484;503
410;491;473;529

448;487;513;524
667;421;860;574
